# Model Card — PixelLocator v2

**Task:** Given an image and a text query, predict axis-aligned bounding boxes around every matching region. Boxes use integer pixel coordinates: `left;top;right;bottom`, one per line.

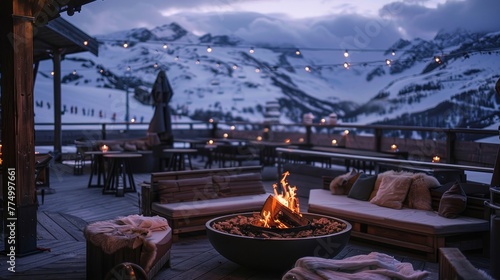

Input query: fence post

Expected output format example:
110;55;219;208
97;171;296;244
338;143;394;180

446;130;456;164
374;128;382;152
101;123;107;140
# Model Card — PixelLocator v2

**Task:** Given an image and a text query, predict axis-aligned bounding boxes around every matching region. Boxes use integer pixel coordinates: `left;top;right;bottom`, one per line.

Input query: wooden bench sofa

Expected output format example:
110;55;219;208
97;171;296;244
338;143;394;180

308;175;490;262
141;166;269;240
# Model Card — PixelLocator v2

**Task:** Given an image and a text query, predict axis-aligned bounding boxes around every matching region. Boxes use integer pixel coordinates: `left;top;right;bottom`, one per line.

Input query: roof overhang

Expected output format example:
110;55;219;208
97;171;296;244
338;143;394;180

34;16;98;62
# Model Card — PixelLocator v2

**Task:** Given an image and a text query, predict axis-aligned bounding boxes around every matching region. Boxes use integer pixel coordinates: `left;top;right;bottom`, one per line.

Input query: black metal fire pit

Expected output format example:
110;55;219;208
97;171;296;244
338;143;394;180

206;212;351;272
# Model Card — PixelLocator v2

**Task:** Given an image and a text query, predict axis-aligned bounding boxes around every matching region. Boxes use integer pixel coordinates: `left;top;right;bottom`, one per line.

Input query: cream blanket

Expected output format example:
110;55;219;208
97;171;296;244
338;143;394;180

84;215;169;272
282;252;429;280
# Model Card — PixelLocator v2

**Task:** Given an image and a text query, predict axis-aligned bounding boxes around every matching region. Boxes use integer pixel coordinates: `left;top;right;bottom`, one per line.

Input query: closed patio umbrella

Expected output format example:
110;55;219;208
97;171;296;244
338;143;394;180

148;70;174;145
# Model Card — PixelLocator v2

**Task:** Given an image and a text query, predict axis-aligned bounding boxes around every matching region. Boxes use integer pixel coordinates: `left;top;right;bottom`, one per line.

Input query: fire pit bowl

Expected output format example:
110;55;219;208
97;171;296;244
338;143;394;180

206;212;351;272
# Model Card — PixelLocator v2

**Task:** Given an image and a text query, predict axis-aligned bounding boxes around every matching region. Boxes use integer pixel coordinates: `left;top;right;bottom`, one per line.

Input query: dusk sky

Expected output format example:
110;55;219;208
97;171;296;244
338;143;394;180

63;0;500;49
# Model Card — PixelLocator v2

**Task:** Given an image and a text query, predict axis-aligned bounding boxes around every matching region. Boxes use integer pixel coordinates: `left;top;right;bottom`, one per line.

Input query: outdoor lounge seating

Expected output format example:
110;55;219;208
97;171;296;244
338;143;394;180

141;166;269;240
308;172;491;262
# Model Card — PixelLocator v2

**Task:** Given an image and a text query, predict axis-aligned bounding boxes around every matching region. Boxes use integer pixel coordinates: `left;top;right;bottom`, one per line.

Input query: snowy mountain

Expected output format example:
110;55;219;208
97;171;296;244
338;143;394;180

34;23;500;130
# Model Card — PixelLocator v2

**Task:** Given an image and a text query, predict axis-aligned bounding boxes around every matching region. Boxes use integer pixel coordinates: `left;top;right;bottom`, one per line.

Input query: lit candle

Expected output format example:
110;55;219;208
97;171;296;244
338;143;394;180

432;155;440;163
332;139;337;146
343;129;350;135
298;138;304;143
208;139;214;145
284;139;291;144
256;136;262;141
390;144;398;152
223;133;228;138
101;145;109;152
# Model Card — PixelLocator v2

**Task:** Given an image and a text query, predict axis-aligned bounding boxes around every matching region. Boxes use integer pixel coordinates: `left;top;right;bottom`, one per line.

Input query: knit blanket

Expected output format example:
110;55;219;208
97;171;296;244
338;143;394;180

282;252;429;280
84;215;169;272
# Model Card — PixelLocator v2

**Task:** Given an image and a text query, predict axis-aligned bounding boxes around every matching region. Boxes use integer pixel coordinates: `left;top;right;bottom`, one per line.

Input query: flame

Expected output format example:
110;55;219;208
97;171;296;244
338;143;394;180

273;171;301;214
259;171;302;228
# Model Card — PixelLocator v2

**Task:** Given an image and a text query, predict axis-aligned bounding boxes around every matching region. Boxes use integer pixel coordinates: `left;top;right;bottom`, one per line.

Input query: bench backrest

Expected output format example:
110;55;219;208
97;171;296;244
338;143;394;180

142;166;263;215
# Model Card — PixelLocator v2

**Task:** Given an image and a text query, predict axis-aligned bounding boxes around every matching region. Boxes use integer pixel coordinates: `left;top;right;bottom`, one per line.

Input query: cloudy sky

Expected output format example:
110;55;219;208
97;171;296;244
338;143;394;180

64;0;500;49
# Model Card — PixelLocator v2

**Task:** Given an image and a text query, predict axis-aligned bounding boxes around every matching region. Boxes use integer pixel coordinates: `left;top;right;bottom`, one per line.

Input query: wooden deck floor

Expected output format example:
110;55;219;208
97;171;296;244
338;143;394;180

0;161;490;279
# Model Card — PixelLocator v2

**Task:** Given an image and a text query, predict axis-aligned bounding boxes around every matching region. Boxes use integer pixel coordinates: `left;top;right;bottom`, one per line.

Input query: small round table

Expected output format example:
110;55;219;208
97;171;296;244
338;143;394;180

162;148;197;171
103;153;142;196
85;151;120;188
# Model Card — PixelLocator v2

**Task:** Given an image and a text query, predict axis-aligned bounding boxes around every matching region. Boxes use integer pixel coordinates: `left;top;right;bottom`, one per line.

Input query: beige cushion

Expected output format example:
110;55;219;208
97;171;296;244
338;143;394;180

370;175;412;209
158;177;217;203
308;189;488;235
405;173;440;210
123;142;137;151
370;170;413;200
329;170;361;195
438;182;467;218
213;173;265;196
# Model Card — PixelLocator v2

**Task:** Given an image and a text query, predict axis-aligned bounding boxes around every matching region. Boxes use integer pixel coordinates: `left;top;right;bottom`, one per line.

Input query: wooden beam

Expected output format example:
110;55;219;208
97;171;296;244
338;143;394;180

0;0;51;256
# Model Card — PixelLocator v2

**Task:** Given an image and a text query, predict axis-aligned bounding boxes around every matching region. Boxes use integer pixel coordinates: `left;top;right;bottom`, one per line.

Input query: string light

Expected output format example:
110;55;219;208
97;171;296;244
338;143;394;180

207;46;212;53
385;59;391;66
123;41;128;48
195;59;200;64
126;66;131;71
391;49;396;56
174;56;179;61
344;50;349;58
304;66;312;72
434;56;442;64
255;67;261;73
72;70;77;75
83;40;88;46
162;43;168;49
295;49;301;56
153;62;158;68
249;47;255;54
51;71;54;76
343;62;350;69
232;64;238;70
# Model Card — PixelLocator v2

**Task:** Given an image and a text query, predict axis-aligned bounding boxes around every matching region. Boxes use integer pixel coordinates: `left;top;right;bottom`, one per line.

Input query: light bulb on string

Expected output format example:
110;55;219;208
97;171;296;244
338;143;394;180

123;41;129;48
83;40;88;46
72;70;77;75
249;47;255;54
207;46;212;53
195;59;200;64
343;62;350;69
163;43;168;49
174;56;179;61
385;59;391;66
50;71;55;76
434;56;442;64
304;66;312;72
295;49;301;56
391;49;396;56
153;63;158;68
126;66;131;71
232;64;238;70
255;67;261;73
216;62;221;67
344;50;349;58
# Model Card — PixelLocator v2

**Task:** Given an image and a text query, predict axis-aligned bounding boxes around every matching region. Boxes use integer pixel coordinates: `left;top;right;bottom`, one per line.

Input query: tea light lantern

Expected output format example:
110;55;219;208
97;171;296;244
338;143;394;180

101;145;109;153
390;144;398;152
208;139;214;145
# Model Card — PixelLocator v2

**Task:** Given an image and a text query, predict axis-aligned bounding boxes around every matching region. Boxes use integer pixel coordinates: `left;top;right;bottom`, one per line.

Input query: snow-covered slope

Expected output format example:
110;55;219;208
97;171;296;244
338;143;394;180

34;24;500;128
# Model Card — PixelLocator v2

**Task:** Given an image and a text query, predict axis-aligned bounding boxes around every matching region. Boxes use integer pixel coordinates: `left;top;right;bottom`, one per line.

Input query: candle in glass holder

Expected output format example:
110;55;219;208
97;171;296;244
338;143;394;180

390;144;398;152
208;139;214;145
101;145;109;152
332;139;337;146
256;136;262;141
432;155;440;163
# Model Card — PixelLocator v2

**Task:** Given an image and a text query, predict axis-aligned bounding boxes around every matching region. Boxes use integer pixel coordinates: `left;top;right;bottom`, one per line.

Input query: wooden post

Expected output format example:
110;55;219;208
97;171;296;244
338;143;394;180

53;49;63;160
0;0;48;256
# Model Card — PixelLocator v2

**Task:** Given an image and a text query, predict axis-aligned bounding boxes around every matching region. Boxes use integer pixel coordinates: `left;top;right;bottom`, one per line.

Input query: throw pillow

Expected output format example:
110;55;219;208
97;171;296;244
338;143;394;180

370;170;413;200
109;143;124;151
405;173;440;210
438;181;467;218
329;170;361;195
123;142;137;152
347;174;377;201
158;177;216;203
370;175;412;209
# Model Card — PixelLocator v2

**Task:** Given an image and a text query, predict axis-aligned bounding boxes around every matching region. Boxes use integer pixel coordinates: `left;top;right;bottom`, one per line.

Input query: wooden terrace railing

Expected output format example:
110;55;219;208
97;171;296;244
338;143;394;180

33;121;499;168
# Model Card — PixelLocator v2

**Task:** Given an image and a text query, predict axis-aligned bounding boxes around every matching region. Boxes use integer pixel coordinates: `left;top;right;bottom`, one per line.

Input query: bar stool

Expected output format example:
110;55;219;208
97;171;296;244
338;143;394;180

162;148;197;171
103;153;142;196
